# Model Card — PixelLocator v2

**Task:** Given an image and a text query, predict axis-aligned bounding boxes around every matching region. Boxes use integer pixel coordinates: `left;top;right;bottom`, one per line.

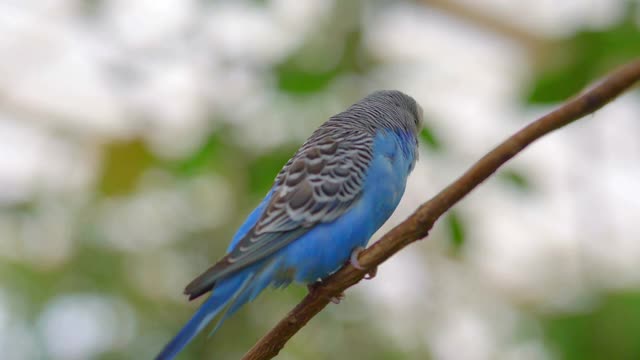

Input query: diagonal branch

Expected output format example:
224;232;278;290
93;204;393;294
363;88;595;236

242;59;640;360
422;0;548;54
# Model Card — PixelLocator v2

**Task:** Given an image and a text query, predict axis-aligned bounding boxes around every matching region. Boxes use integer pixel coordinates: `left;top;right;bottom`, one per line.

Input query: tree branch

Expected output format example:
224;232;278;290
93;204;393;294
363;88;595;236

422;0;548;54
242;59;640;360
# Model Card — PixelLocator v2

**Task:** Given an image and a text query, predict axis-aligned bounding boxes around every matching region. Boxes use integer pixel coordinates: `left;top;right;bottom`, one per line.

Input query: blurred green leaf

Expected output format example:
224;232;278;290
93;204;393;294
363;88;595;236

419;126;443;151
172;131;225;177
499;169;531;191
527;2;640;103
99;139;157;196
276;62;341;94
276;29;372;94
66;245;126;293
247;146;298;196
446;211;466;251
543;292;640;360
275;1;375;95
0;262;64;313
80;0;104;16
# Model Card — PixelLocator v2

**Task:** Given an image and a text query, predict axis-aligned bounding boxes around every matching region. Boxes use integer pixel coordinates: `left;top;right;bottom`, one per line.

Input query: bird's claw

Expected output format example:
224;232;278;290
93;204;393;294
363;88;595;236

364;266;377;279
330;292;345;304
350;246;378;279
307;281;322;293
350;246;366;270
308;281;345;304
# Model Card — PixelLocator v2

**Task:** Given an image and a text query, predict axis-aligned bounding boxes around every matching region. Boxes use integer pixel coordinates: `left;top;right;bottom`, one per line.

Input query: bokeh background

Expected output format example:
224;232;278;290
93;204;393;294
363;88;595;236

1;0;640;359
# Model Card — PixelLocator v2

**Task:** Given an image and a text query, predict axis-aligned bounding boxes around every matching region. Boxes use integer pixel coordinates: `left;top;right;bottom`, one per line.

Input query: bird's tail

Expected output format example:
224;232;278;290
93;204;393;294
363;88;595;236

155;259;284;360
155;270;256;360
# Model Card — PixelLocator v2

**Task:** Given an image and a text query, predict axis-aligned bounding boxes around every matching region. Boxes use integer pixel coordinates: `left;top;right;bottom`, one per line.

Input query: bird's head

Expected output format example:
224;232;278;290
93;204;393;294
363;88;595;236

355;90;423;136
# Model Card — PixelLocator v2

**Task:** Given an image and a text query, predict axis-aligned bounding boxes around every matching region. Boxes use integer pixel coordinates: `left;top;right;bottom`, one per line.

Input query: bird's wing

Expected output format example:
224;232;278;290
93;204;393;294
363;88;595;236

184;130;374;299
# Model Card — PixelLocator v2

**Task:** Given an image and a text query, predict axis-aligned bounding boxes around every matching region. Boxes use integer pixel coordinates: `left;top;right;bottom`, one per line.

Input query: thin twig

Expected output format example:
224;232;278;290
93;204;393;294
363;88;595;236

423;0;548;54
242;59;640;360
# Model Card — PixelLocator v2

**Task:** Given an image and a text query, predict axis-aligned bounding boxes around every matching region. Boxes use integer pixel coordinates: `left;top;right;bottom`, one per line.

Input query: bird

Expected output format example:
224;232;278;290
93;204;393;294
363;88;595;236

156;90;423;360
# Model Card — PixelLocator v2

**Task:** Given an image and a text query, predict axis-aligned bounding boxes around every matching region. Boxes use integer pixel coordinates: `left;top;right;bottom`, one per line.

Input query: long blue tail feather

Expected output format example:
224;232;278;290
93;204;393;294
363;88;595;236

155;271;255;360
207;260;282;338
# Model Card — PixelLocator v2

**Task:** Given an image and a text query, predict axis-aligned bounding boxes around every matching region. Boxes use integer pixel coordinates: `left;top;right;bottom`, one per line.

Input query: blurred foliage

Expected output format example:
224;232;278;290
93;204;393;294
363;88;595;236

419;126;443;152
498;168;532;192
171;131;227;178
543;292;640;360
276;29;373;94
526;1;640;103
246;145;297;196
99;139;157;196
445;211;466;252
275;1;374;94
4;1;640;360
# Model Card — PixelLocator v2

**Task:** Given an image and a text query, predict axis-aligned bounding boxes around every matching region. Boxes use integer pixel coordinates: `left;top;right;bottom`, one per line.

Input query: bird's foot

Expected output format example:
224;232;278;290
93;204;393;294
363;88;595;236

350;246;366;270
330;292;345;304
349;247;377;279
364;266;377;280
307;280;322;293
307;280;345;304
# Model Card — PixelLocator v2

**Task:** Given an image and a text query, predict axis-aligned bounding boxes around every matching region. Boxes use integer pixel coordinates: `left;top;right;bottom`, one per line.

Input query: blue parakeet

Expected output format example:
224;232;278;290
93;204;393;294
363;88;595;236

156;90;423;359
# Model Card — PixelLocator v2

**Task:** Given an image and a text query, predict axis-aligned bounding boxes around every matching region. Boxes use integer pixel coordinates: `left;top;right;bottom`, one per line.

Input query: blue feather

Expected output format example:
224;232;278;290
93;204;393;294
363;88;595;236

155;271;254;360
155;193;275;360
